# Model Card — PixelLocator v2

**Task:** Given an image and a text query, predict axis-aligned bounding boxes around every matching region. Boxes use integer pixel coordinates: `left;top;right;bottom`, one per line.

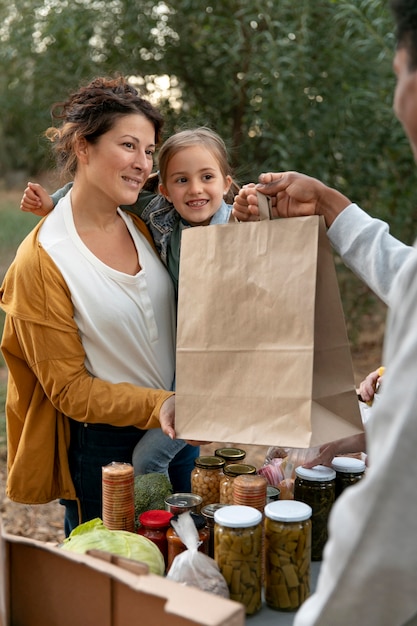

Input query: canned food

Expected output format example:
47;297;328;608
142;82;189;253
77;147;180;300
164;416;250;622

164;492;203;515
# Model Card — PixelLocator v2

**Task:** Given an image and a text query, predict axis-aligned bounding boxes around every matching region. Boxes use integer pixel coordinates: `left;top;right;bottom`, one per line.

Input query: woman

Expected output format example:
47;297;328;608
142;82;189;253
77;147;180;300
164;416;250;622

0;76;180;535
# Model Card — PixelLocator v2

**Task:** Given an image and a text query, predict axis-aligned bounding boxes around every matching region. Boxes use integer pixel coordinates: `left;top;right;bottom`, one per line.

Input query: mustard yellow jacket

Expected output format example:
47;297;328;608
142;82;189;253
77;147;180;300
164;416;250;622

0;214;174;505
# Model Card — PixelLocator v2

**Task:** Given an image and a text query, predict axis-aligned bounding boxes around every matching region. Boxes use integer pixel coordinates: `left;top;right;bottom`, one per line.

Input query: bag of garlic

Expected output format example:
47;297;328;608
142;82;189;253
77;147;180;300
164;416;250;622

166;511;230;598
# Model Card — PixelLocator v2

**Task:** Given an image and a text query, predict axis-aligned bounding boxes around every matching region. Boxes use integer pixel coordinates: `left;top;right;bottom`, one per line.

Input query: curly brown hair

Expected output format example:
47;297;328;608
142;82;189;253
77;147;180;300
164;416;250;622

45;76;164;179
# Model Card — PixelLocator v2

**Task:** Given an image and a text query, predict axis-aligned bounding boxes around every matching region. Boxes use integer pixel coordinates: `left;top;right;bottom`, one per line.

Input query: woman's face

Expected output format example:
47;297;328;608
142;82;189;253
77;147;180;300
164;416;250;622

79;113;156;207
159;145;232;226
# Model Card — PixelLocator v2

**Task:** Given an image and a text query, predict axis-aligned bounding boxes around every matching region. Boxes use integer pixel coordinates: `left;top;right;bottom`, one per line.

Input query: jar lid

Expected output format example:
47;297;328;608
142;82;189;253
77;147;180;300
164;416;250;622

201;503;228;520
194;455;225;469
223;463;257;477
215;447;246;462
331;456;366;473
295;465;336;482
139;509;173;527
265;500;312;522
214;504;262;528
266;486;281;502
164;492;202;508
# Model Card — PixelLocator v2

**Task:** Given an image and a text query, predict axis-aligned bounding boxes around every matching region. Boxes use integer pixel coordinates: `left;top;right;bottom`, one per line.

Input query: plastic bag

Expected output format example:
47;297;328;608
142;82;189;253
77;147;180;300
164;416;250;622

166;511;229;598
258;446;320;499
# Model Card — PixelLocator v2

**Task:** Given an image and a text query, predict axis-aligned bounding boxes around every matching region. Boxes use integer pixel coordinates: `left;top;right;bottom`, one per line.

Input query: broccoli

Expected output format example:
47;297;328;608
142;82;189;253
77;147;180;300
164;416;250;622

134;472;173;522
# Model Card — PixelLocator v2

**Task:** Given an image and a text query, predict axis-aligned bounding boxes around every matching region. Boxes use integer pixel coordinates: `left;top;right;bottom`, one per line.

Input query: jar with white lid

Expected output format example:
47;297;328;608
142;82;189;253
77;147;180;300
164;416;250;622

293;465;336;561
214;504;263;615
331;456;366;498
264;500;312;611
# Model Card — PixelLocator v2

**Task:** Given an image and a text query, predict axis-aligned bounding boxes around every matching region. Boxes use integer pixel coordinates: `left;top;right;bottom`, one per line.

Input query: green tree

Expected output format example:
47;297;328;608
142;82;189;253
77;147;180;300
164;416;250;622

1;0;416;244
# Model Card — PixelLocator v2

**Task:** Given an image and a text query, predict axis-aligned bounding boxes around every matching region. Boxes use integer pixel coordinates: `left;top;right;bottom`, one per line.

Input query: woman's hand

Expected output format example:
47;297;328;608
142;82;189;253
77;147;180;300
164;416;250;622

159;395;176;439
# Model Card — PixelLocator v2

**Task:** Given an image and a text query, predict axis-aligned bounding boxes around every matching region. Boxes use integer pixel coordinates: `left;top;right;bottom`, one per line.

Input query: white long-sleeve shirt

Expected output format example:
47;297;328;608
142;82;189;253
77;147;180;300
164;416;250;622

294;204;417;626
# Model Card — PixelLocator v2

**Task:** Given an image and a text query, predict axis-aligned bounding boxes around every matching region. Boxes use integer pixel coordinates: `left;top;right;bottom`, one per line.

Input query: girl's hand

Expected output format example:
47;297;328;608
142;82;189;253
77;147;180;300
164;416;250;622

20;182;54;217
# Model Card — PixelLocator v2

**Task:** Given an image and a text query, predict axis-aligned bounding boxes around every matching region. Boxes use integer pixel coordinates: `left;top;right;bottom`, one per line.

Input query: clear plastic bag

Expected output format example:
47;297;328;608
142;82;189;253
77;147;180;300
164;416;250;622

166;511;230;598
258;446;320;499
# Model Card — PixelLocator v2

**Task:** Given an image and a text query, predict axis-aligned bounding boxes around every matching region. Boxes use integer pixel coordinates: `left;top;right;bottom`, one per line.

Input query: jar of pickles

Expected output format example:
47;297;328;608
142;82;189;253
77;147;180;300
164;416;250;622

264;500;312;611
293;465;336;561
219;464;257;504
214;505;263;616
191;456;225;509
215;447;246;465
331;456;366;498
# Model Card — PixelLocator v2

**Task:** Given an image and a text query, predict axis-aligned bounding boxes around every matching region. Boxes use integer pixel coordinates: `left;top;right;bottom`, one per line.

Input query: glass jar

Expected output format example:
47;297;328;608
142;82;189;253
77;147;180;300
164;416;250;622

219;464;257;505
215;447;247;465
264;500;312;611
294;465;336;561
331;456;366;498
214;504;263;616
201;503;227;558
137;509;173;572
166;513;210;571
191;456;225;509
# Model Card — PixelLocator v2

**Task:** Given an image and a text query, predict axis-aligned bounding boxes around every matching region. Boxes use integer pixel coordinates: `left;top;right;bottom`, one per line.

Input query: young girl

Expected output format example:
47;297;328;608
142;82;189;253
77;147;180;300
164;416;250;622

20;127;239;486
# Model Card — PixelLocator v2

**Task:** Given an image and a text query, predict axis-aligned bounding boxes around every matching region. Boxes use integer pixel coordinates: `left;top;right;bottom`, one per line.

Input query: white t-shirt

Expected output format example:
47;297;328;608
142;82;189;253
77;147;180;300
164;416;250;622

39;192;176;391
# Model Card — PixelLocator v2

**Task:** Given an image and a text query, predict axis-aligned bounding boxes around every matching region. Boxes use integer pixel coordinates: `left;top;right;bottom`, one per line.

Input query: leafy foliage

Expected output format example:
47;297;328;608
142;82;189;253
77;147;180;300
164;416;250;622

1;0;415;334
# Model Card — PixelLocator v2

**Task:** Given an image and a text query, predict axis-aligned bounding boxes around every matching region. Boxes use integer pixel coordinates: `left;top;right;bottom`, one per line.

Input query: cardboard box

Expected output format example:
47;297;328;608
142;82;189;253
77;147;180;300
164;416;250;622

0;521;244;626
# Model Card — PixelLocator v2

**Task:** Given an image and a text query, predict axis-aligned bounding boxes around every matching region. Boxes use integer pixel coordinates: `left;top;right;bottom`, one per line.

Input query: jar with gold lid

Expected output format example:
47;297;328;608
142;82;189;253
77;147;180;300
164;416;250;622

220;463;257;505
215;447;246;465
214;504;263;615
191;456;225;509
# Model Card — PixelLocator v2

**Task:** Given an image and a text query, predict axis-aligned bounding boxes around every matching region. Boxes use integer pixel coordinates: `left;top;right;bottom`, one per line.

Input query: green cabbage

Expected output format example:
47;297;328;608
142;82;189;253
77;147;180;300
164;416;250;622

60;518;164;575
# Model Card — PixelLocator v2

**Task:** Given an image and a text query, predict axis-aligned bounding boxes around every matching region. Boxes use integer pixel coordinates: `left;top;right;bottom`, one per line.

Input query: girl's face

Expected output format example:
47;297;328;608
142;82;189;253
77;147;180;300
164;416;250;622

78;113;156;208
159;145;232;226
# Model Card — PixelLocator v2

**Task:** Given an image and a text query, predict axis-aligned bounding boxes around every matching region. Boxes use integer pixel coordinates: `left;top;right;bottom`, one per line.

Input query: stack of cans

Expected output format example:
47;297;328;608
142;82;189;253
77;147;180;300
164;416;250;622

102;461;135;532
233;474;268;512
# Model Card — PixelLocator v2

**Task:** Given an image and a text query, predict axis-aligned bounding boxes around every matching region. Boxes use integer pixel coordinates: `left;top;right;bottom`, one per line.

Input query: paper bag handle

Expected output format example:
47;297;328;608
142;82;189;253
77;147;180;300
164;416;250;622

257;191;273;220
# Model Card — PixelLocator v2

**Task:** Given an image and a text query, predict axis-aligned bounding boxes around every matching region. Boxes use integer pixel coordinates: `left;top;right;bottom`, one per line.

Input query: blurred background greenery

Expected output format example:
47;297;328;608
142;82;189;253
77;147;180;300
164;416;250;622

0;0;407;425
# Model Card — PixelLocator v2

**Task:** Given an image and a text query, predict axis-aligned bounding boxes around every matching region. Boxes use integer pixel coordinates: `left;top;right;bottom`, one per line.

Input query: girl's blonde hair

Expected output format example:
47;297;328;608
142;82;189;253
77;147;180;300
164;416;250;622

157;127;239;203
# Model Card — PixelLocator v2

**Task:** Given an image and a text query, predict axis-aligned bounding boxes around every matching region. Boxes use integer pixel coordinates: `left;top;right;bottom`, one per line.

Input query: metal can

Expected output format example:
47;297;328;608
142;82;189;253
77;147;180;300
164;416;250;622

331;456;366;498
214;505;263;616
264;500;312;611
219;463;257;505
164;492;202;515
294;465;336;561
191;456;225;509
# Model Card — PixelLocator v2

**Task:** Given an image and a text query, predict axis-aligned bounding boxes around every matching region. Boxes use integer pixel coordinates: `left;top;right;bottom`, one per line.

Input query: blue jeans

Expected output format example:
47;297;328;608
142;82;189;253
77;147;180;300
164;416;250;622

132;428;199;490
61;420;199;536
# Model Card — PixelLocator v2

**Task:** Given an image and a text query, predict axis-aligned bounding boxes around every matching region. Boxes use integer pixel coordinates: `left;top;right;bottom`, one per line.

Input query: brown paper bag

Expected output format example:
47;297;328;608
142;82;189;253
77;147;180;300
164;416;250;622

175;209;363;448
